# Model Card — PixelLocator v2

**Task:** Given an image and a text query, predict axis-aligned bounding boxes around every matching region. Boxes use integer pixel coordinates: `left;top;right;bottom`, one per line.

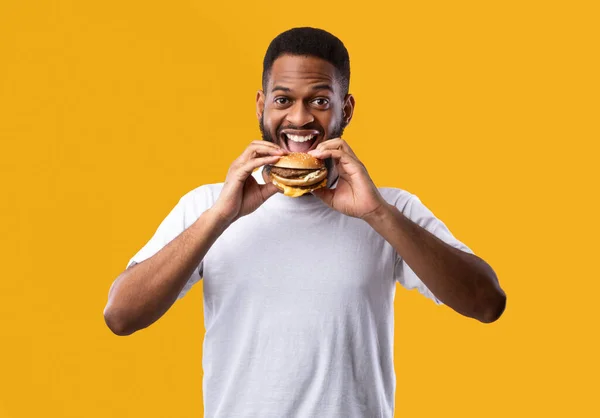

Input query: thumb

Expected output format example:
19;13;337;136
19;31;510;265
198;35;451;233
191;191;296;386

311;187;335;206
259;182;280;201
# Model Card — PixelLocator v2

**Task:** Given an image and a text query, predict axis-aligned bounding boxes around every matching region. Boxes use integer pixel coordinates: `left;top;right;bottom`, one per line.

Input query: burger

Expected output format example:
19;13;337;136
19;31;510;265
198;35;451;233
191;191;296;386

266;152;328;197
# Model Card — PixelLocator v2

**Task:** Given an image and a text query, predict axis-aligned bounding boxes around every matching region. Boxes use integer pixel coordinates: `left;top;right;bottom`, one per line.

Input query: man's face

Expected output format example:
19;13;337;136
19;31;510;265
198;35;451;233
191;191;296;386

257;54;354;152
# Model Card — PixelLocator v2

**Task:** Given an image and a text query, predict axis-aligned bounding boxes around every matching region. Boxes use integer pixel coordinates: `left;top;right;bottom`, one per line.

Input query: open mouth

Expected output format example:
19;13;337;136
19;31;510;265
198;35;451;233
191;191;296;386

280;130;321;153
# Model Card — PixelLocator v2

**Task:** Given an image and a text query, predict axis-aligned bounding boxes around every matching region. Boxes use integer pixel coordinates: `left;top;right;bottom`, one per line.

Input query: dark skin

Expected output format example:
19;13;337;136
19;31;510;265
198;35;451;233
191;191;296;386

257;54;506;323
104;54;505;336
256;54;353;187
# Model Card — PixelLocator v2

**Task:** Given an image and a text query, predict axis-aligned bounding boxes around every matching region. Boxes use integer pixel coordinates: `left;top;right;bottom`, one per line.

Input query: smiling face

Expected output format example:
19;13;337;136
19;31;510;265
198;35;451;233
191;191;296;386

257;54;355;153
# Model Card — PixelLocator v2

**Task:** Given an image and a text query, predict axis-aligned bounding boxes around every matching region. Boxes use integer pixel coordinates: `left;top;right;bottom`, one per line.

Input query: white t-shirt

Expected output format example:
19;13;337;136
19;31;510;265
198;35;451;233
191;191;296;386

127;167;473;417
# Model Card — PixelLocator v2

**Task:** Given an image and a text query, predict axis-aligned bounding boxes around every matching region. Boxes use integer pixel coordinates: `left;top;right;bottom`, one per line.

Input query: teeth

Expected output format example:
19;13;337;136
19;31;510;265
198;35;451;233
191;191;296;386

286;134;315;143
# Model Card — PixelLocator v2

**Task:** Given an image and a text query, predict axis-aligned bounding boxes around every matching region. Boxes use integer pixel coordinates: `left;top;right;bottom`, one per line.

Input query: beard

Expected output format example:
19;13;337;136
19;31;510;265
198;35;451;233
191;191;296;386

259;113;347;145
259;114;346;187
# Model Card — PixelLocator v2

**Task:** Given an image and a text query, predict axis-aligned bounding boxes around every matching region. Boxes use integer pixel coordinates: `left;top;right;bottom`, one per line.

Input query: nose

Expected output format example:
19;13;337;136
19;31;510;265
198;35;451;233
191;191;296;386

285;101;314;127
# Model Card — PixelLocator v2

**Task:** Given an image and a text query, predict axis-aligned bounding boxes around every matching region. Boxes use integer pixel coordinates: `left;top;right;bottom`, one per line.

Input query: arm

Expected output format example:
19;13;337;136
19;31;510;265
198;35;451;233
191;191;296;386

364;203;506;323
103;209;229;336
104;140;286;336
308;139;506;323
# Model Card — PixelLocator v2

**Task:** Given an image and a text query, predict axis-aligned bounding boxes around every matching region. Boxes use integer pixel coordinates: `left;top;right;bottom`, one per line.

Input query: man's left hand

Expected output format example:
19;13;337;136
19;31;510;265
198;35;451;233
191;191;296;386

308;138;386;220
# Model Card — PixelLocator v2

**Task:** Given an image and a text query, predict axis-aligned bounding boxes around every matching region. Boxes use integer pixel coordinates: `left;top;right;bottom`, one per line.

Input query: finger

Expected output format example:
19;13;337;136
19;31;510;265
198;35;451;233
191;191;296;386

258;182;280;201
308;148;355;164
315;139;365;171
316;138;358;159
311;187;335;207
238;155;282;178
316;138;344;150
241;143;287;162
250;139;284;150
308;148;362;179
247;143;287;156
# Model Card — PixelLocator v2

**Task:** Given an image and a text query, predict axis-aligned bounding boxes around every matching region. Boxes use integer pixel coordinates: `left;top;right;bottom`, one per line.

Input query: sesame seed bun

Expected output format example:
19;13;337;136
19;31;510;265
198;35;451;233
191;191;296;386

271;152;325;170
266;152;328;197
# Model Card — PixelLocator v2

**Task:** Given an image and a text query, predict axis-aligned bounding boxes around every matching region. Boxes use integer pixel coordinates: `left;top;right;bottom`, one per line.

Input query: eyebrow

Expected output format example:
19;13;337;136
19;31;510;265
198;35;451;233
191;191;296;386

271;86;291;93
270;84;334;93
311;84;334;92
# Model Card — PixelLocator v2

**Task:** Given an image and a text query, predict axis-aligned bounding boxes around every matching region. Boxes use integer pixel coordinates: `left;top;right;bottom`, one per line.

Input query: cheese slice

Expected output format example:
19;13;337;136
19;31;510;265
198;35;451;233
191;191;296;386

273;178;327;198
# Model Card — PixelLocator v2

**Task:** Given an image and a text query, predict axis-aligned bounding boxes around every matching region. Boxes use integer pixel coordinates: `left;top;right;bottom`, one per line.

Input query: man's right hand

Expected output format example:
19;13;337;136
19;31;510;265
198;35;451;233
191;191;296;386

212;140;287;224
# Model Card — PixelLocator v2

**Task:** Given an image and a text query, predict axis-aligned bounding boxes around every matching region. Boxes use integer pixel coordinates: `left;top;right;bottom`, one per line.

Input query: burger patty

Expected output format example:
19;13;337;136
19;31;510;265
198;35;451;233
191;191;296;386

269;167;320;179
273;177;327;190
294;179;327;190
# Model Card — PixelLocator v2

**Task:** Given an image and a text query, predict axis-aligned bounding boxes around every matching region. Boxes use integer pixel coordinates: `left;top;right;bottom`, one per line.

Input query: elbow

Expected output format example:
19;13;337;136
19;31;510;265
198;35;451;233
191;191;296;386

479;289;507;324
103;305;136;336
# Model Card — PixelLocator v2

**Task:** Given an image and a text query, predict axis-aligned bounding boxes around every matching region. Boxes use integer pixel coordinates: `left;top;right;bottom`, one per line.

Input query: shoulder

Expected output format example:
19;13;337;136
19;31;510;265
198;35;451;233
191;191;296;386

175;168;263;214
177;181;225;216
378;187;439;221
378;187;418;211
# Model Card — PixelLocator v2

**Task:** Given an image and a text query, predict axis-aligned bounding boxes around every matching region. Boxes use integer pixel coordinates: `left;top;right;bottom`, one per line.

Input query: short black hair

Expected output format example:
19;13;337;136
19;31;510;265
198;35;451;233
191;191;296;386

262;27;350;96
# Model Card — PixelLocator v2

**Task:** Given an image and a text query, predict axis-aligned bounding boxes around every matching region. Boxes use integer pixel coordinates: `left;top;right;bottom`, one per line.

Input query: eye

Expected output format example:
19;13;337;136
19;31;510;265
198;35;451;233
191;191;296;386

311;98;330;108
274;97;291;106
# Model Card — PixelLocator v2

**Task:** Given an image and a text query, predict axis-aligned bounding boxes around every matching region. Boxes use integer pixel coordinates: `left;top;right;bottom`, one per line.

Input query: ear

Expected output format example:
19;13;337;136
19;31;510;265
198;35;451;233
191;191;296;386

342;94;355;126
256;90;265;120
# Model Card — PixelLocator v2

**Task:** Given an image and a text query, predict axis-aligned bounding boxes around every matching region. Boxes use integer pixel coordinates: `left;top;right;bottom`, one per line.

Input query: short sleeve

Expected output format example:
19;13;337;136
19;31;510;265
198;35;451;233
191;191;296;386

393;194;474;305
126;186;214;300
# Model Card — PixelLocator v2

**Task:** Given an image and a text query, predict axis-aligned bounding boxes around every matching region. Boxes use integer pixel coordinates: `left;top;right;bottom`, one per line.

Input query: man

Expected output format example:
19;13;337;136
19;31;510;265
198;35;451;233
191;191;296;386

104;27;506;417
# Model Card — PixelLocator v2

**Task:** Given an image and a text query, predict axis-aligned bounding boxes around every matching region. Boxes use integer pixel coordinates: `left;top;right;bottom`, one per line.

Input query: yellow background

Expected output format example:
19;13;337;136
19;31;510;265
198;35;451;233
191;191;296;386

1;0;598;416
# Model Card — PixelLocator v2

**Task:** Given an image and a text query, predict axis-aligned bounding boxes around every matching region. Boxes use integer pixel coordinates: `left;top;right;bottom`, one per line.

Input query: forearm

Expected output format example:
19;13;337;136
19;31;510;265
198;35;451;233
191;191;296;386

104;208;230;335
365;203;506;323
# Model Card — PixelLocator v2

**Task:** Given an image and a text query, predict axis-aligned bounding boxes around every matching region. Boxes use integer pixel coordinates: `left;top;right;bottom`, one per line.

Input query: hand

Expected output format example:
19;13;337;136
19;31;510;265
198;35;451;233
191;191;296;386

212;141;287;224
308;138;386;220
